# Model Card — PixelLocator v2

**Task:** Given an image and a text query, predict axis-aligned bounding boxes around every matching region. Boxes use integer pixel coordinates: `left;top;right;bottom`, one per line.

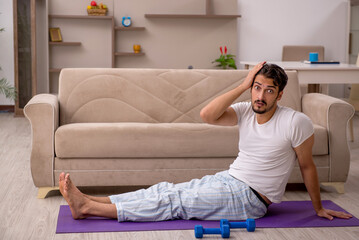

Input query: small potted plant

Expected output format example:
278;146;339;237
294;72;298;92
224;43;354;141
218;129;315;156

212;46;237;69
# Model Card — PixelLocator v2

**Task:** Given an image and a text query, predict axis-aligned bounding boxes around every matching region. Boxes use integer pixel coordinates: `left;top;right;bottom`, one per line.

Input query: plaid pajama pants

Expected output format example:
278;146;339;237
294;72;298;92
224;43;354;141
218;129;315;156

109;170;267;222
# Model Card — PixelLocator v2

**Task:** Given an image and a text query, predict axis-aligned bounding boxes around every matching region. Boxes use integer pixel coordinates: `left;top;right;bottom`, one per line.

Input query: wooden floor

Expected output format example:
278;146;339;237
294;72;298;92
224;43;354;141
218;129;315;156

1;112;359;240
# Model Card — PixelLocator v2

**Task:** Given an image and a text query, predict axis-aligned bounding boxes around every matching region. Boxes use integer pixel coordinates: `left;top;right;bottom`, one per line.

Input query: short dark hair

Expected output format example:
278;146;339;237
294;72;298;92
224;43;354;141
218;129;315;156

253;63;288;92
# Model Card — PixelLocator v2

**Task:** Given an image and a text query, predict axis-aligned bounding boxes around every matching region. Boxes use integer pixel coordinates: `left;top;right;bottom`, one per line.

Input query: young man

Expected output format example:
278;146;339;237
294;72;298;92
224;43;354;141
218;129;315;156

59;62;352;222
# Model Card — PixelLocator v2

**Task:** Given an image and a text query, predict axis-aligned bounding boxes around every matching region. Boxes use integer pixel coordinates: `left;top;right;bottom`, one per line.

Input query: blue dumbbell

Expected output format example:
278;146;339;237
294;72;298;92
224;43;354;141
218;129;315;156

220;218;256;232
194;224;230;238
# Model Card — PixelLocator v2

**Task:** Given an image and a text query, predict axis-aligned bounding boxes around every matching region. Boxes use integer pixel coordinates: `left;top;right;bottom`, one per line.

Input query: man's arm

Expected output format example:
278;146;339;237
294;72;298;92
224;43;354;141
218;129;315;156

200;62;266;126
294;135;352;220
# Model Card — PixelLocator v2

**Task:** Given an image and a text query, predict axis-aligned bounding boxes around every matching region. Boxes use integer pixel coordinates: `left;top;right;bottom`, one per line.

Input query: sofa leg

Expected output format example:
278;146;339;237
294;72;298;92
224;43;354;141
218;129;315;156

320;182;345;194
37;187;60;199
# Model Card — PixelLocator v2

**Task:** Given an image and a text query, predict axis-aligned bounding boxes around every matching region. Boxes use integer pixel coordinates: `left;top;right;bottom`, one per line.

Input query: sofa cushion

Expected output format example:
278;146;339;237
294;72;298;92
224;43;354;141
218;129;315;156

55;122;327;159
55;123;239;158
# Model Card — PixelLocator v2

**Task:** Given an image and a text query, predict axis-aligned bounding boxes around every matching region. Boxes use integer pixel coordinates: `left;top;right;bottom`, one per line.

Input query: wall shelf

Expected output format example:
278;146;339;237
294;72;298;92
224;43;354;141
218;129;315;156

49;41;81;46
114;27;145;63
115;52;145;56
115;26;146;31
49;15;114;20
145;0;241;19
144;14;241;19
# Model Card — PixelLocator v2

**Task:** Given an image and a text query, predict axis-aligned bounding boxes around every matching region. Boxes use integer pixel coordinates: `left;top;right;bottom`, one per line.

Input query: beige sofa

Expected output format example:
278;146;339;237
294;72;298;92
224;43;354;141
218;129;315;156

24;68;354;198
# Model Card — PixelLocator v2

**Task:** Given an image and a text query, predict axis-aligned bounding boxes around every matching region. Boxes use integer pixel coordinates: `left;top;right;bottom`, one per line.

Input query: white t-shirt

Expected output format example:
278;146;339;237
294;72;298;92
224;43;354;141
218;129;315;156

228;102;314;203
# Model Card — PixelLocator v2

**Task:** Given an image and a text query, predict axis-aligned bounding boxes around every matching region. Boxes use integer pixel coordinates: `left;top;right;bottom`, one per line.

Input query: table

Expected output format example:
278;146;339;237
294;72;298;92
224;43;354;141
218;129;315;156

241;61;359;93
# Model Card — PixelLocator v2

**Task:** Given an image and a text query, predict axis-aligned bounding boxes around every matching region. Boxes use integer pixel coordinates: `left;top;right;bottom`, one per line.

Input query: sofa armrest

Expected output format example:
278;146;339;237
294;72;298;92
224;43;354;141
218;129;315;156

24;94;59;187
302;93;354;182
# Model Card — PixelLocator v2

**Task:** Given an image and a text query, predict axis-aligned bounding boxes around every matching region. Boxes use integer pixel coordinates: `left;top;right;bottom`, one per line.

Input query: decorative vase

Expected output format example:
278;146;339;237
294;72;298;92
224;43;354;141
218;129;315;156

133;45;141;53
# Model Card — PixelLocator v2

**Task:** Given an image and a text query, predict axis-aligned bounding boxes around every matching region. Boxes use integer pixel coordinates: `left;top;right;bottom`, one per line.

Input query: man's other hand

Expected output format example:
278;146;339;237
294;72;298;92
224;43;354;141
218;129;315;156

317;208;353;220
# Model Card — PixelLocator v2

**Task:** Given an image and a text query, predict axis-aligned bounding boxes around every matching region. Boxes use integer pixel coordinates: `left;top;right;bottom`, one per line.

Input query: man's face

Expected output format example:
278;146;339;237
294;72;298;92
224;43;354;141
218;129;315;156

251;75;283;114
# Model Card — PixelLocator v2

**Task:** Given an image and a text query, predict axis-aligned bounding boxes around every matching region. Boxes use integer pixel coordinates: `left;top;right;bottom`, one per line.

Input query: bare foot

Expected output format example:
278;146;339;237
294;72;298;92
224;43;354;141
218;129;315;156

59;173;112;204
59;172;90;219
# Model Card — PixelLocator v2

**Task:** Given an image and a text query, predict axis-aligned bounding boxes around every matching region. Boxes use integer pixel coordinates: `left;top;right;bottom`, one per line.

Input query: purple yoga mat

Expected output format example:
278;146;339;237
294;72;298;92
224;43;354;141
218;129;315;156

56;200;359;234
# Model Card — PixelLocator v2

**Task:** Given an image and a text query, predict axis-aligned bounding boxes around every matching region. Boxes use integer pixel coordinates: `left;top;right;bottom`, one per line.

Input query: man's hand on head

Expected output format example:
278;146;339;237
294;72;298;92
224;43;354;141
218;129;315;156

241;61;266;90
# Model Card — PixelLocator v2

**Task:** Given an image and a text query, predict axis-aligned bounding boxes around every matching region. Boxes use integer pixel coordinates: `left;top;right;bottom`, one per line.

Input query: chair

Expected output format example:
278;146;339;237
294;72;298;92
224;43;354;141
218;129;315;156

282;45;325;93
343;54;359;141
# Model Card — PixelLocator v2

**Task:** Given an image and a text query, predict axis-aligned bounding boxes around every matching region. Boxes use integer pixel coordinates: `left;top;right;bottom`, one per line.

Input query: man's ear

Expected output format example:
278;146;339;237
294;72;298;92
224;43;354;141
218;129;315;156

277;91;284;101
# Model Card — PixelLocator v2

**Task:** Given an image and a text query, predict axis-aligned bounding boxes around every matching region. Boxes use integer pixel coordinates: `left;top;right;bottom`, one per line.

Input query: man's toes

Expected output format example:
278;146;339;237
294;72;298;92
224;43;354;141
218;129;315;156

64;174;70;185
65;173;72;184
59;172;65;182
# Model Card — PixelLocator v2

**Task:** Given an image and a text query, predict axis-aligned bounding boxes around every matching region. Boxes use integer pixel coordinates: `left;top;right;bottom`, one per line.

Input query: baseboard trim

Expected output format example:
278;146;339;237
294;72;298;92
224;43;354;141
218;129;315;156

0;105;15;112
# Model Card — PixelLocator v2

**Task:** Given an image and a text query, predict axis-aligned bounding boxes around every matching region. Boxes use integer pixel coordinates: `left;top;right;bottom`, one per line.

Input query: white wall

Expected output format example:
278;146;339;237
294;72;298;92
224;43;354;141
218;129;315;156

0;0;352;104
237;0;350;98
47;0;238;92
237;0;349;62
0;0;15;105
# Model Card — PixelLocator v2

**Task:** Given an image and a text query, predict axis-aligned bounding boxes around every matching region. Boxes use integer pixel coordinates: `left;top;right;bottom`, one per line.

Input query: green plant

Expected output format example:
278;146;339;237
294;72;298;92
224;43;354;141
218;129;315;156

0;71;17;101
0;26;17;100
212;46;237;69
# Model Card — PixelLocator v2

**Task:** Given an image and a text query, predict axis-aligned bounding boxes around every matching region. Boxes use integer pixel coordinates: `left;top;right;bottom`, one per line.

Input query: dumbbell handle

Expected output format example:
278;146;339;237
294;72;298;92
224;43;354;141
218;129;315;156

228;222;247;228
202;227;221;234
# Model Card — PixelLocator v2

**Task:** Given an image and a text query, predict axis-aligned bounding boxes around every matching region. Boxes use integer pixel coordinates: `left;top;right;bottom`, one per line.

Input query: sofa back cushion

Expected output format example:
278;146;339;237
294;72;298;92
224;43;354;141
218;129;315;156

58;68;301;125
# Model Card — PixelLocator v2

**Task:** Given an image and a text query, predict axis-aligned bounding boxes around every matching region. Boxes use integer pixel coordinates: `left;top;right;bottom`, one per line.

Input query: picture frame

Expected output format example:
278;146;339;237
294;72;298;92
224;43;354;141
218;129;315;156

49;28;62;42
